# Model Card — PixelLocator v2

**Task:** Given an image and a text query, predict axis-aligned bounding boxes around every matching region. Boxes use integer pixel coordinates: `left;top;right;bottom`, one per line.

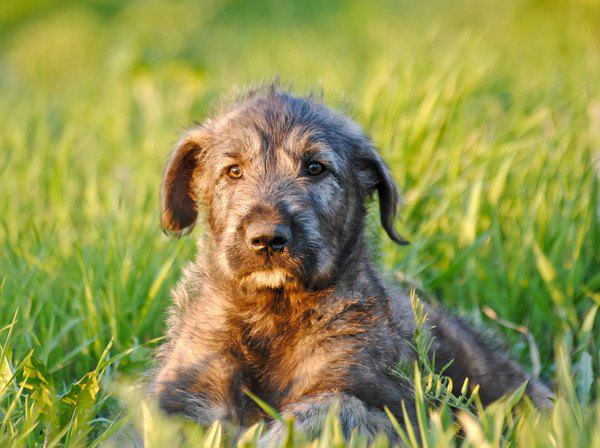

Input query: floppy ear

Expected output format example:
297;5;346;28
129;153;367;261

160;131;204;235
364;148;409;246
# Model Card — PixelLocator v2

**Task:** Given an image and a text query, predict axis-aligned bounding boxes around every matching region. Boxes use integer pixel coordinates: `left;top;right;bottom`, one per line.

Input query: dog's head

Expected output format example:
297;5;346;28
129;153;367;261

160;85;407;291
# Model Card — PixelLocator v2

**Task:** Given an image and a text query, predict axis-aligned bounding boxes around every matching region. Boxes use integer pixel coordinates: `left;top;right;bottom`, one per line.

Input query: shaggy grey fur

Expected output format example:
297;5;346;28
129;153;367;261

148;83;553;446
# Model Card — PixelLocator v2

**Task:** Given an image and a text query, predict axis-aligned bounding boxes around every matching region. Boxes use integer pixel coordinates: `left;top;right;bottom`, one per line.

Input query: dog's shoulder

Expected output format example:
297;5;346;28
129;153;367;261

385;282;417;338
356;268;417;337
165;257;233;338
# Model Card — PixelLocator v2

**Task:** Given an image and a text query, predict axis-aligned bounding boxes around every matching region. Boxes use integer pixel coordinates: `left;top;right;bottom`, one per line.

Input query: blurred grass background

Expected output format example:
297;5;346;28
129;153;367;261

0;0;599;446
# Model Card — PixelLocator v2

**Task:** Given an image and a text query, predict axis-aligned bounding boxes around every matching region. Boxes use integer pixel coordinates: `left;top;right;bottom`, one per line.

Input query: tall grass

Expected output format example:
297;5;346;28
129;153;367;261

0;0;599;446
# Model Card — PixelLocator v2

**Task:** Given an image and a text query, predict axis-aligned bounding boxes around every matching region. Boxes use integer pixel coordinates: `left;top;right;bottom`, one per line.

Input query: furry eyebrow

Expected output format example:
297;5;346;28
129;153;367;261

299;145;325;156
219;144;258;162
223;151;244;160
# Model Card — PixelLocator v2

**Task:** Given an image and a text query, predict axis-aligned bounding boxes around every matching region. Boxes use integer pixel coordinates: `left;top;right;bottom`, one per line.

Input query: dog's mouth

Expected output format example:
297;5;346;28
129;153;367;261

235;250;304;288
229;251;310;290
223;227;323;290
239;268;293;289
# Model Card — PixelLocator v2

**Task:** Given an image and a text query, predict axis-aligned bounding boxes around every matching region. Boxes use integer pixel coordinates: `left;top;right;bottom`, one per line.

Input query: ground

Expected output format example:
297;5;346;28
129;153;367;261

0;0;599;446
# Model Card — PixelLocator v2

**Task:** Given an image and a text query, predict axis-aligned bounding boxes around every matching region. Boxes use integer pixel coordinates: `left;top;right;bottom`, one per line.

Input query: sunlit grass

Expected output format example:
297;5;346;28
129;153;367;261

0;0;599;446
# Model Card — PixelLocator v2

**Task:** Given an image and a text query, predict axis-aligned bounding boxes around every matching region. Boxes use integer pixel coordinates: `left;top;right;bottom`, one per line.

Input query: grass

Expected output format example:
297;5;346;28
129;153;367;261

0;0;599;446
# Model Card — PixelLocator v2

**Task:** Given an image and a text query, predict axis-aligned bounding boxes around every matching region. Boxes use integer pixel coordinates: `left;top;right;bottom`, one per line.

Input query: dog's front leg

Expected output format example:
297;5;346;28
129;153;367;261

259;393;401;447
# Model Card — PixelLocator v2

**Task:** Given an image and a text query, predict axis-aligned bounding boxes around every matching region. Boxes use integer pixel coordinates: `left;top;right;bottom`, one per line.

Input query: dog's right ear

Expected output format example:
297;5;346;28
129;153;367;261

160;130;205;236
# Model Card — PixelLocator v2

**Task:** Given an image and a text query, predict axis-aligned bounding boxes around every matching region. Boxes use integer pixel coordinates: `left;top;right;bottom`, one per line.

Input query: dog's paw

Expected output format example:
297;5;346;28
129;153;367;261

527;378;555;409
257;421;287;448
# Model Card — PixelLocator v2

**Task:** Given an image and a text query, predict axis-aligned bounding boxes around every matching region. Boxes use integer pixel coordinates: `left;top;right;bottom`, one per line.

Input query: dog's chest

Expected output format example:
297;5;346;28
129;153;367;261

232;295;389;406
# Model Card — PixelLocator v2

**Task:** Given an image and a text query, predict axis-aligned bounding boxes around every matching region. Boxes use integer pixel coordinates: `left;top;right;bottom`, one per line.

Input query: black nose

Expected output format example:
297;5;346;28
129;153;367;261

246;222;291;253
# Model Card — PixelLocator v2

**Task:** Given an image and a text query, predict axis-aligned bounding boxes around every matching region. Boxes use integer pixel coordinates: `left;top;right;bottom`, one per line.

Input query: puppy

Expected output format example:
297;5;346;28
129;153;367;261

148;84;553;445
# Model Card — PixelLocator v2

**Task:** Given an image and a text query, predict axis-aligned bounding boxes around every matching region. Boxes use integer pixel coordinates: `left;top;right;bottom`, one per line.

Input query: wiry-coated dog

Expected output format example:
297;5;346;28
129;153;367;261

149;84;553;445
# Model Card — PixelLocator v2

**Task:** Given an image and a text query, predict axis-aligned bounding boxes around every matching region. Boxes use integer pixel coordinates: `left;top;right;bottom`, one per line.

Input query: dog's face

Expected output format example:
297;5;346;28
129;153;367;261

160;88;406;290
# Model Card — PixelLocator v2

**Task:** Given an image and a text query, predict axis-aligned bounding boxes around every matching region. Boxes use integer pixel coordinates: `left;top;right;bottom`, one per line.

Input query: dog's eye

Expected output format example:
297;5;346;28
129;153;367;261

306;161;326;176
227;165;243;179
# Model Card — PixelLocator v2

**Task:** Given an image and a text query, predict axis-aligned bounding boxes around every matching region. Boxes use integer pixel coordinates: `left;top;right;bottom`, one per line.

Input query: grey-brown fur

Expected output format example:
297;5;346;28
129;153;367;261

149;83;553;446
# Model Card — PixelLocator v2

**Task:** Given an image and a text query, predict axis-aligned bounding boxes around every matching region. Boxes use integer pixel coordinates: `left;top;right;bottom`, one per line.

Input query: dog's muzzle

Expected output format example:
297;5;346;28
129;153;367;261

245;222;292;254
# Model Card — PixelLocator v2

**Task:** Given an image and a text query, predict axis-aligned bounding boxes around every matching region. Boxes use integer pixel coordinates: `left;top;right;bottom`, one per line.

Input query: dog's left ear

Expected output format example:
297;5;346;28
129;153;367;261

160;129;205;236
361;144;409;246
